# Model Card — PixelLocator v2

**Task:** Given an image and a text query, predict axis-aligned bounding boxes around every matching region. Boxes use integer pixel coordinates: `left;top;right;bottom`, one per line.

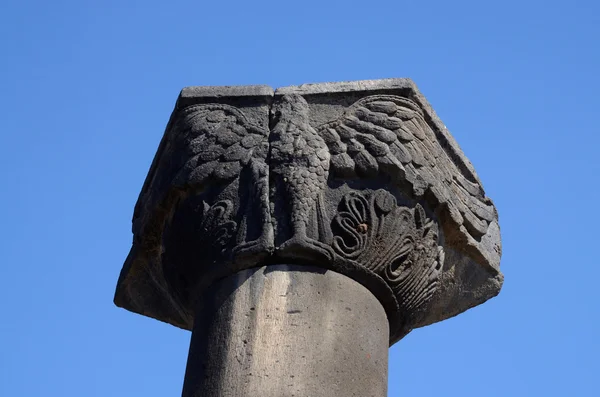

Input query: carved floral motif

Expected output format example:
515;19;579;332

332;190;444;325
197;200;237;252
162;199;237;302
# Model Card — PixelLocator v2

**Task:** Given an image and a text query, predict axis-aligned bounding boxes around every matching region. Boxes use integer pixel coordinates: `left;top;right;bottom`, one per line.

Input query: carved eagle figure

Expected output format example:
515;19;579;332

269;95;333;258
164;93;495;264
269;93;495;260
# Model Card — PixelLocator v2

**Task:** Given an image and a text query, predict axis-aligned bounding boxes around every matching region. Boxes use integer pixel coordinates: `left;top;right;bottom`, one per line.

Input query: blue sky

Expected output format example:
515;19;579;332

1;0;598;395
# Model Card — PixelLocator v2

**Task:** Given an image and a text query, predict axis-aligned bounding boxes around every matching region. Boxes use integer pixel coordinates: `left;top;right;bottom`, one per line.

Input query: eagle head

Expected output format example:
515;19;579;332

271;94;310;126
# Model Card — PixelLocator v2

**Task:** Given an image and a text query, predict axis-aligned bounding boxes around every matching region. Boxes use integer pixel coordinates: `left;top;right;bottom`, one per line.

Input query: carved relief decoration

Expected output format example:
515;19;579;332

331;189;444;328
128;90;497;337
161;198;238;302
317;94;495;244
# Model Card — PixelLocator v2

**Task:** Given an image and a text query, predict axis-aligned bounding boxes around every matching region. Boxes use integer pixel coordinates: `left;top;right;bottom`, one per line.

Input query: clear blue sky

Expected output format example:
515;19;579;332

1;1;598;396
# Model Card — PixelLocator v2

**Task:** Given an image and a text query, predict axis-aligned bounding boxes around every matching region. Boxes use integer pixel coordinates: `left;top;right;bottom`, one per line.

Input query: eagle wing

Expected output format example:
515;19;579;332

168;104;269;187
132;104;268;232
318;95;496;243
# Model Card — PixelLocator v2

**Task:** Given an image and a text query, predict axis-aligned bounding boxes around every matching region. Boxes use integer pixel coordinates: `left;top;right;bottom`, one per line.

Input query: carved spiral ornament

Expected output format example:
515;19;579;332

332;190;443;328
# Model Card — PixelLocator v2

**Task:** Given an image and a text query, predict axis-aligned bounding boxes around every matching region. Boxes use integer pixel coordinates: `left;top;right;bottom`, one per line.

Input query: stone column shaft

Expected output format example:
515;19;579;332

182;265;389;397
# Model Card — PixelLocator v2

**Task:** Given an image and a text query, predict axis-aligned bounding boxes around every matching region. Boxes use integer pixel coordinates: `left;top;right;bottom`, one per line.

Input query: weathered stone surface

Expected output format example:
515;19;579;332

116;85;274;329
182;265;389;397
115;78;503;345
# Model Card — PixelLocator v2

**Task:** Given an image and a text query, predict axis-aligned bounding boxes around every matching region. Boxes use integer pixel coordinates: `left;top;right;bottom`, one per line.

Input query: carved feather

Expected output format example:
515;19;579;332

318;95;495;241
170;104;269;187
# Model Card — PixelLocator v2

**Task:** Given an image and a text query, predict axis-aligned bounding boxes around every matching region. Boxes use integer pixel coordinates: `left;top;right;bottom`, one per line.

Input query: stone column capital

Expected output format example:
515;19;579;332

115;79;502;344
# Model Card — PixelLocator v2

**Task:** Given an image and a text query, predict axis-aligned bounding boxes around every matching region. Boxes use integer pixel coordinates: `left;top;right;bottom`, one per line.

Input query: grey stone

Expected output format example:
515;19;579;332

114;78;503;395
182;265;389;397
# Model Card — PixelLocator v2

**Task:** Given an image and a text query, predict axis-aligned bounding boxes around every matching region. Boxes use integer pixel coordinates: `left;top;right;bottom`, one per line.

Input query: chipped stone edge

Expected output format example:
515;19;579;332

180;84;274;100
275;78;417;95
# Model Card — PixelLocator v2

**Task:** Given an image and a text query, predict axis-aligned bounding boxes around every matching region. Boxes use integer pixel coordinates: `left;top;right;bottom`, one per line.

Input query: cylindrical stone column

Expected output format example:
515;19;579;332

114;79;503;396
182;265;389;397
